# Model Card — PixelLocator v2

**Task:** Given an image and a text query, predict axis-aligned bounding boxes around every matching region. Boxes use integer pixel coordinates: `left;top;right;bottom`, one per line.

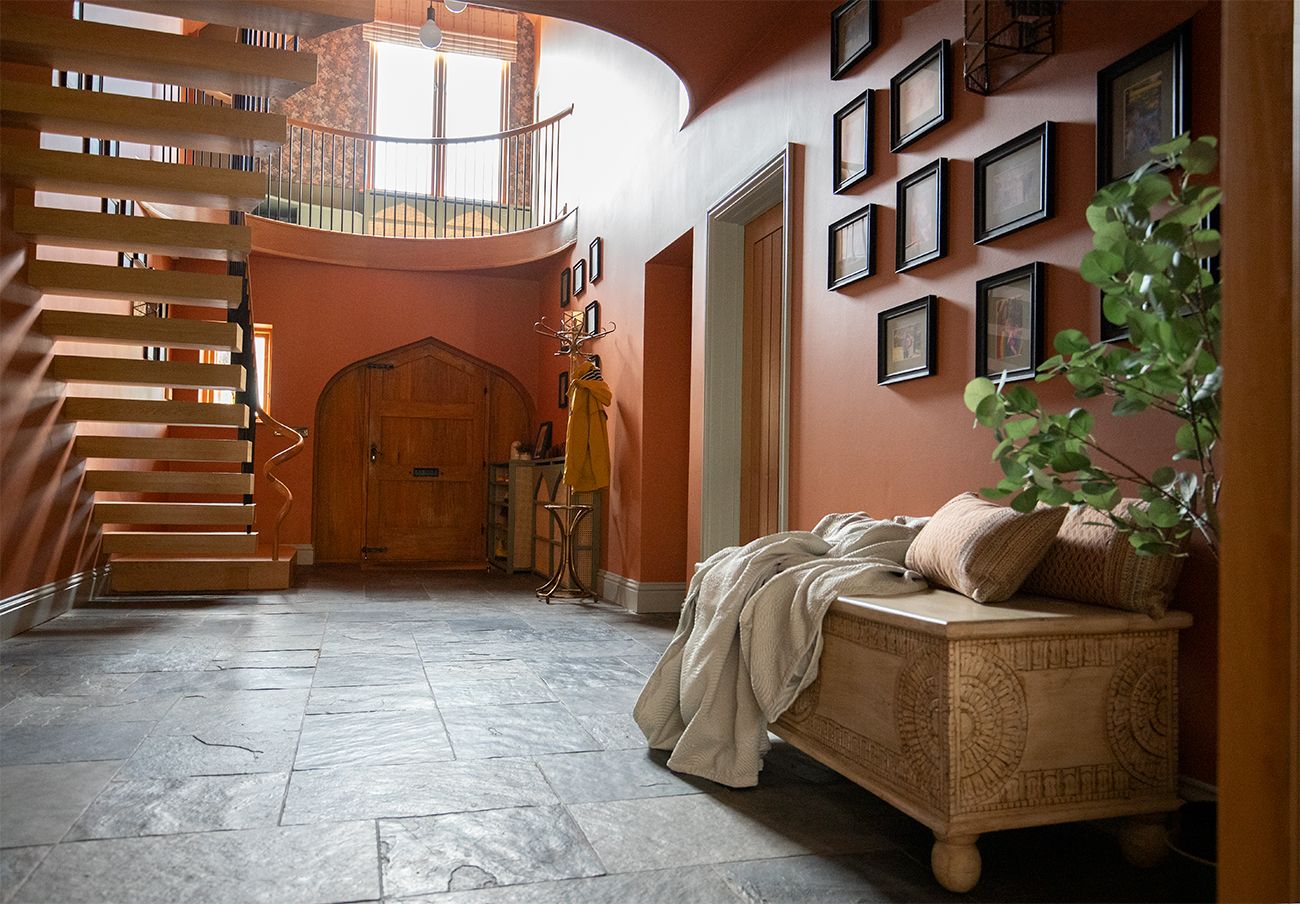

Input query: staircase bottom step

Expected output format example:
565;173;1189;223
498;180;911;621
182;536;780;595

108;546;296;592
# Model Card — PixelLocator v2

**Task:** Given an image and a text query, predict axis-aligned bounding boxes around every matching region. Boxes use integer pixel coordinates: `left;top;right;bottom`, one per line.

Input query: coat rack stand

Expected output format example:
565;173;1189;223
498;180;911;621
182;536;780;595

532;311;615;604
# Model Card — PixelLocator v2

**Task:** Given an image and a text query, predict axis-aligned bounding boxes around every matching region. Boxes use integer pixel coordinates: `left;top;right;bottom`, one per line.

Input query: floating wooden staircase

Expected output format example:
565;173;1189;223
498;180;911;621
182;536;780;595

2;3;370;593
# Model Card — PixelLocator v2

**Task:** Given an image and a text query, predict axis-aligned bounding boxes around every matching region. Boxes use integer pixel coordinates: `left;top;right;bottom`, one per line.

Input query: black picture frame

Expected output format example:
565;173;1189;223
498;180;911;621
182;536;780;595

974;121;1055;244
878;296;937;385
560;268;571;308
828;203;875;290
558;371;569;409
532;421;553;459
572;259;587;297
831;0;877;80
589;236;603;282
583;300;600;337
975;262;1046;382
895;158;947;273
833;88;873;194
890;40;950;152
1096;21;1190;187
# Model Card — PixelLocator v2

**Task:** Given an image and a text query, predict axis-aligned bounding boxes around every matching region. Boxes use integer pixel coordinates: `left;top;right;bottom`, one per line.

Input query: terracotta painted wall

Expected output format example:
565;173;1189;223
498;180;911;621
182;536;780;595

245;253;543;548
534;0;1220;780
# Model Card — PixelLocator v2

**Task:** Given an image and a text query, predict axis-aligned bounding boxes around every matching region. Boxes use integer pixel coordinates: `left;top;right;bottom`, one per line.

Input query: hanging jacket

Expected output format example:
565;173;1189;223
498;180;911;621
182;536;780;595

563;360;612;491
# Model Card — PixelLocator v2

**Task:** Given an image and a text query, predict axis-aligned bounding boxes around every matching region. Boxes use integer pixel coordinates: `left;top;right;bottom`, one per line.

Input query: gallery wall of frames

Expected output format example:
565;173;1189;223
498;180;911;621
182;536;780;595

828;0;1196;387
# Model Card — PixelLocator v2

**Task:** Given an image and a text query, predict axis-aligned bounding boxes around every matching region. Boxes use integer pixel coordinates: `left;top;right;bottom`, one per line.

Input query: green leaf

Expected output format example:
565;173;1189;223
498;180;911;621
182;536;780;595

1112;396;1147;417
1004;386;1039;412
1054;329;1092;355
1010;487;1040;513
1080;250;1124;286
980;485;1012;500
1181;137;1218;174
1150;134;1191;157
1040;485;1074;506
963;377;997;413
1152;466;1176;488
1146;498;1184;529
1085;203;1112;233
975;394;1004;428
1132;173;1172;207
1004;417;1038;440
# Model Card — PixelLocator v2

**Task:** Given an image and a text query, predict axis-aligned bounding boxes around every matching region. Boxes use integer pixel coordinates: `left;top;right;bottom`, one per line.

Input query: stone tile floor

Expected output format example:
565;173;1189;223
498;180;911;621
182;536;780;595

0;568;1212;903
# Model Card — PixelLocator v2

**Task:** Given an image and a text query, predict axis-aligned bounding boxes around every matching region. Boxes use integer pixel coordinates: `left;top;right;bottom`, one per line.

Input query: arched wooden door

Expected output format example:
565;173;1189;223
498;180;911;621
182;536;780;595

314;338;532;566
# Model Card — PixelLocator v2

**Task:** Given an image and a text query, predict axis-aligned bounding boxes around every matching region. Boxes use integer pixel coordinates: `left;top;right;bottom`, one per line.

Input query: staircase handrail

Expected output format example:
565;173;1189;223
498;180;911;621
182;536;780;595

246;354;304;563
284;104;574;146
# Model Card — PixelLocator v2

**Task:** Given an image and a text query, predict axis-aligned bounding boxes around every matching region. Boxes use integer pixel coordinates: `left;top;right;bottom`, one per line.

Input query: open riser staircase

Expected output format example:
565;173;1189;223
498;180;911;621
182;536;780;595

2;1;373;593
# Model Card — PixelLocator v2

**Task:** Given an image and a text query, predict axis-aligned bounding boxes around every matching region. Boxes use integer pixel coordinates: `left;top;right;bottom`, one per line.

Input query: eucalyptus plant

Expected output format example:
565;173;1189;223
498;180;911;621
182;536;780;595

964;135;1221;557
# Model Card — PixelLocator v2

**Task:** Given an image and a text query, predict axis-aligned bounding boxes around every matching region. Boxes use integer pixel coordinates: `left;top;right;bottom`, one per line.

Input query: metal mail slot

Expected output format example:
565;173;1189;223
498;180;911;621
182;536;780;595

412;467;441;477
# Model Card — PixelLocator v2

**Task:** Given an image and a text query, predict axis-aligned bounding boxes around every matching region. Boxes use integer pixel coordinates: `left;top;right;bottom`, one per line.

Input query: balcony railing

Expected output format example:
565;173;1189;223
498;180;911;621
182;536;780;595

254;106;573;238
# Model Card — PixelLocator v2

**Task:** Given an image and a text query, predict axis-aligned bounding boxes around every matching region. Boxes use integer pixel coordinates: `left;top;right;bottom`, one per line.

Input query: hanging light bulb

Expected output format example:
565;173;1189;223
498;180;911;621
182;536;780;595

444;0;468;12
418;2;443;48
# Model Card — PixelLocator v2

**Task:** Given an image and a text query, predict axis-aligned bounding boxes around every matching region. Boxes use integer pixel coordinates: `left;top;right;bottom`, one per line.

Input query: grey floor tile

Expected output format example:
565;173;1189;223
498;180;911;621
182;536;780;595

0;761;123;847
0;847;49;904
0;721;150;765
430;675;558;707
215;634;324;653
211;650;319;669
439;702;601;758
549;681;644;715
13;821;378;904
574;712;650;750
153;688;309;734
311;654;428;688
294;710;453;769
534;748;714;803
393;866;742;904
67;773;289;840
378;805;604;897
714;850;959;903
305;682;438;715
0;692;179;728
529;657;647;689
118;729;300;779
126;668;315;695
0;672;140;706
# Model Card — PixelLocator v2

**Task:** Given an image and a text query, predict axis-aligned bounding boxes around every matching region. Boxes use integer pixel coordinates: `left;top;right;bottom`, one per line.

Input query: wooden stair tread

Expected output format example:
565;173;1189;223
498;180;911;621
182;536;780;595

101;530;258;555
107;546;296;592
0;11;317;99
109;547;297;564
75;435;252;462
84;469;253;495
39;310;242;351
15;205;251;262
94;501;254;525
95;0;373;40
29;260;243;308
1;146;266;210
0;81;287;156
63;397;249;427
51;356;245;391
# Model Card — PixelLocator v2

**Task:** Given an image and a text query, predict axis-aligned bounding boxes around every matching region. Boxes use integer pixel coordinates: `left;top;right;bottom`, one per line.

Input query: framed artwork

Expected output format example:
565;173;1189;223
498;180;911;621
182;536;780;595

589;237;603;282
833;88;873;193
1096;21;1189;186
560;267;571;308
584;300;600;336
878;295;937;385
558;371;569;409
890;40;950;152
895;158;947;273
832;0;877;79
828;203;875;290
532;421;553;459
573;258;587;297
974;121;1054;244
976;262;1045;381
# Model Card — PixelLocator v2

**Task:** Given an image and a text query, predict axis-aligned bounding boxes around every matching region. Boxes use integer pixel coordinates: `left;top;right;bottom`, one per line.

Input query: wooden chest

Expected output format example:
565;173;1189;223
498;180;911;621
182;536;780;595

771;589;1192;893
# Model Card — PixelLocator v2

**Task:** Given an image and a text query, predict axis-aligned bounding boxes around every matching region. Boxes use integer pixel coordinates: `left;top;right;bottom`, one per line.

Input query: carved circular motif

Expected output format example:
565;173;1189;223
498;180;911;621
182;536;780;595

1106;641;1171;786
956;648;1028;806
895;648;944;791
783;674;821;723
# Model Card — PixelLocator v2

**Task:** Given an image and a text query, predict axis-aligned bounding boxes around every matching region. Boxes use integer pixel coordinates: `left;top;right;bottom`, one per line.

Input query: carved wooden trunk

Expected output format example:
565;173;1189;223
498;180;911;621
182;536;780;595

770;589;1192;892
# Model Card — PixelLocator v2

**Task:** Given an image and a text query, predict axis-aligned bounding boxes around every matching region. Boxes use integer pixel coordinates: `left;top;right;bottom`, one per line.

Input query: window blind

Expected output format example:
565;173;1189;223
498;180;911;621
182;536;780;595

363;2;518;62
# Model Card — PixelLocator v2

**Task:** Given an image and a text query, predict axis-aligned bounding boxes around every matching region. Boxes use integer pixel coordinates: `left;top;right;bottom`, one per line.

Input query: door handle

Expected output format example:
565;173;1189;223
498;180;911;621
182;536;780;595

412;467;441;477
370;443;379;463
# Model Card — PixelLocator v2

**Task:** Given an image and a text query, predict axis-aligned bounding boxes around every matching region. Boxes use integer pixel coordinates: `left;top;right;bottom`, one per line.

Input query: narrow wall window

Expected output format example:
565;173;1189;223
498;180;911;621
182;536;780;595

200;323;271;413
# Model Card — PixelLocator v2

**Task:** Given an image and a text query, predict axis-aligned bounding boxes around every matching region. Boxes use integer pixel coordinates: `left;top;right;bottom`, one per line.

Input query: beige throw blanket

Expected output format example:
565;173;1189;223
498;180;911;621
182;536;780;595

633;513;927;788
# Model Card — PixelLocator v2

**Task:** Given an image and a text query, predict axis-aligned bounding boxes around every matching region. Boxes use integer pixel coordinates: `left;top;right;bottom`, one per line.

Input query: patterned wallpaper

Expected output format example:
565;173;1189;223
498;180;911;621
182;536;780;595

280;26;371;133
509;16;536;129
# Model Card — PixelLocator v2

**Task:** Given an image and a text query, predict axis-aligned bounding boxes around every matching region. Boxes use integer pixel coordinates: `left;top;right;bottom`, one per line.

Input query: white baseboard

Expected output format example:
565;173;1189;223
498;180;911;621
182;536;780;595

1178;775;1218;802
1;568;105;640
597;570;686;614
293;544;314;566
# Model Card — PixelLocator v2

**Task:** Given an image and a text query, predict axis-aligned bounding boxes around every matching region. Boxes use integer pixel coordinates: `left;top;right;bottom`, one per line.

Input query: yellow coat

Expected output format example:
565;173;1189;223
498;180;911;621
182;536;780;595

563;361;612;491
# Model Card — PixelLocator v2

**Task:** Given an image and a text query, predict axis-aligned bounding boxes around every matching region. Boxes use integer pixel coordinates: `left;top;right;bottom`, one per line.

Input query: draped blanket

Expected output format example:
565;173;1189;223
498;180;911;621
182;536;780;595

633;513;928;788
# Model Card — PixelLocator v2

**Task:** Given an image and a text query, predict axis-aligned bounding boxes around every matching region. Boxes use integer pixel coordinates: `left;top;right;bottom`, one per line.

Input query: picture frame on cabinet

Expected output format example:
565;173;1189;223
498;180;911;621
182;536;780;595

974;122;1055;244
1096;20;1190;186
878;295;937;385
975;262;1045;382
896;158;947;272
589;237;603;282
558;371;570;409
573;258;587;297
532;421;553;459
584;300;600;337
831;0;877;80
828;203;876;290
890;40;950;152
834;88;874;193
560;267;571;308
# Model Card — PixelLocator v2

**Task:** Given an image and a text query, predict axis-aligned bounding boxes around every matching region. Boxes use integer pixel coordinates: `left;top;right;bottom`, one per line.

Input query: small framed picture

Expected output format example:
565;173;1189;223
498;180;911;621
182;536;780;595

589;236;603;282
560;268;571;308
890;40;950;152
831;0;877;80
1097;21;1189;186
896;158;947;273
558;371;569;409
833;88;873;194
976;263;1045;381
532;420;553;460
974;122;1054;244
572;259;587;297
828;203;875;290
878;296;937;385
583;300;600;336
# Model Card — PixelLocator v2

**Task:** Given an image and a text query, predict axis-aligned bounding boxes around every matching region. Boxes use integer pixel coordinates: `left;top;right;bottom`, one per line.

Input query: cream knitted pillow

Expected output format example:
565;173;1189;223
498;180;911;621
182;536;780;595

905;492;1067;603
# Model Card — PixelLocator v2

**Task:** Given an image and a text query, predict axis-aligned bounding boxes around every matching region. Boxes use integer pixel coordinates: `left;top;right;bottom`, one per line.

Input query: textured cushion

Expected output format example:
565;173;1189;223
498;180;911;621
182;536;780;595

905;493;1067;603
1023;501;1185;617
